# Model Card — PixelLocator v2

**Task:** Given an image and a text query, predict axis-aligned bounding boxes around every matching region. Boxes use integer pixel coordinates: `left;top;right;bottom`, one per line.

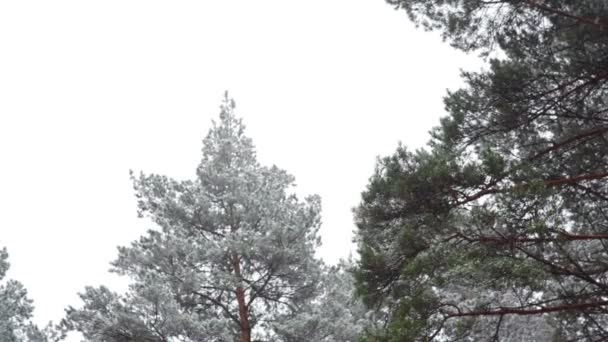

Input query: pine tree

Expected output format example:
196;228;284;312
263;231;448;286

273;259;375;342
0;247;64;342
64;94;327;342
355;1;608;340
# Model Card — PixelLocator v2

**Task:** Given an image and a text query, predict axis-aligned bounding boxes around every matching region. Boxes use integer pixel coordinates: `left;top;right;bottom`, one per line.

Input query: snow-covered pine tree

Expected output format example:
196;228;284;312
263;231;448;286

273;259;375;342
0;247;64;342
64;94;328;342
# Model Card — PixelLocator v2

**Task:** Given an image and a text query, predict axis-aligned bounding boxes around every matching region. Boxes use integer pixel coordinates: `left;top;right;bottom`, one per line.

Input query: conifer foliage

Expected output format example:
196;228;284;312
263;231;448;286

0;247;63;342
355;1;608;340
64;95;327;342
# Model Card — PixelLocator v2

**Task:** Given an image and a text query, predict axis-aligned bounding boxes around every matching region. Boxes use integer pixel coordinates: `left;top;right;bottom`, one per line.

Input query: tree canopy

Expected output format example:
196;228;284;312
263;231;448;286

0;247;63;342
273;259;374;342
355;0;608;340
63;94;367;342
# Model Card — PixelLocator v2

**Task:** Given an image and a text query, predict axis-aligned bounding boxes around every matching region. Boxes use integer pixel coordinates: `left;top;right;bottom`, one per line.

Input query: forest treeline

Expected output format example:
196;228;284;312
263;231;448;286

2;0;608;341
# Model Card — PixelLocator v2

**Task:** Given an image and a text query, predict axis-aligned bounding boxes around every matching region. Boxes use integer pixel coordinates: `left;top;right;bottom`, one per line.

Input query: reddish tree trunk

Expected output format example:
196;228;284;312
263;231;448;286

232;255;251;342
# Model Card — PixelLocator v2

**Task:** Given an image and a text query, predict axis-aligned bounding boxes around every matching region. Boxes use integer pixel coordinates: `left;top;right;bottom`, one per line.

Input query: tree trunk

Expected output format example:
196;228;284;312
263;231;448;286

232;255;251;342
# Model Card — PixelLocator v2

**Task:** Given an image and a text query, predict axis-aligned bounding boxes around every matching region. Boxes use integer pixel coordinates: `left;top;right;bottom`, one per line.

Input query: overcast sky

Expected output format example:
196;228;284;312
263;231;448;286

0;0;481;340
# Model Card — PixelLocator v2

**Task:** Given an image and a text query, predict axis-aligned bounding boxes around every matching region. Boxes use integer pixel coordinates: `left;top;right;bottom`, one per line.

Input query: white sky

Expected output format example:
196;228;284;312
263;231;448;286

0;0;481;340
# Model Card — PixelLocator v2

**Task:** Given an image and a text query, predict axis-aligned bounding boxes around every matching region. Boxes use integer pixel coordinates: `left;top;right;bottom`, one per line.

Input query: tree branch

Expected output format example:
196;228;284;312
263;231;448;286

444;300;608;318
528;126;608;161
456;172;608;206
523;0;608;29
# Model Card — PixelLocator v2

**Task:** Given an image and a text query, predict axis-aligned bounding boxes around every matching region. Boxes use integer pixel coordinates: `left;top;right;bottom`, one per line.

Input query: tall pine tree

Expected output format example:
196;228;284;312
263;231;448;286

355;0;608;340
64;94;325;342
